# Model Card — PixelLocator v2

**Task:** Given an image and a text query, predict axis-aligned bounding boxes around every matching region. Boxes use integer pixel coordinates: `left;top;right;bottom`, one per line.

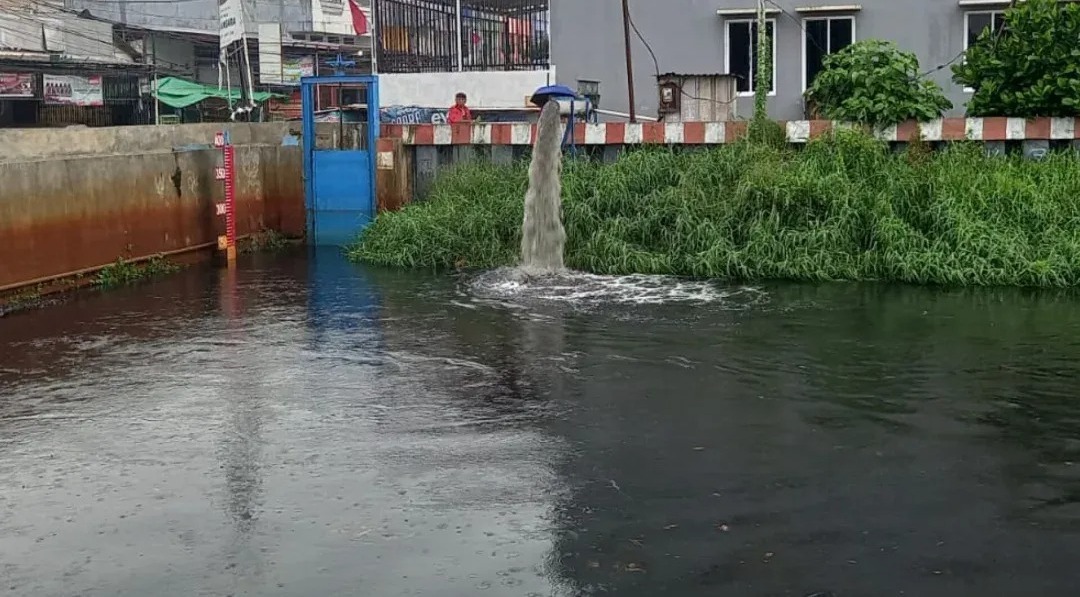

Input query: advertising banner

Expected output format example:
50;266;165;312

219;0;245;49
43;75;103;106
282;56;315;86
380;105;446;124
0;73;34;98
379;105;538;124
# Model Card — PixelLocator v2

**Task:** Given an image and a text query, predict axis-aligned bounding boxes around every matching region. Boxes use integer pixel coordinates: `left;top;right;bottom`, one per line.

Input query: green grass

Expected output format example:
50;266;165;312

349;130;1080;287
240;228;290;254
96;256;180;288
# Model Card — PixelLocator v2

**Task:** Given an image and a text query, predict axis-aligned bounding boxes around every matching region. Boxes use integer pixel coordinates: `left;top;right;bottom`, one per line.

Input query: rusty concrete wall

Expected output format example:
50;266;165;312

0;122;301;163
0;125;303;290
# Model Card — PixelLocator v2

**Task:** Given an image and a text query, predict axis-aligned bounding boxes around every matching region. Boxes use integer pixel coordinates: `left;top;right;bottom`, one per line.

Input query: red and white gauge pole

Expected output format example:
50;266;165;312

213;130;237;264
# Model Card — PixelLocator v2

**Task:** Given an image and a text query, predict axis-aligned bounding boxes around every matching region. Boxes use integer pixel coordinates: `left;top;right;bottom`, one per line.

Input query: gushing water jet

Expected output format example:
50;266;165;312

519;101;567;275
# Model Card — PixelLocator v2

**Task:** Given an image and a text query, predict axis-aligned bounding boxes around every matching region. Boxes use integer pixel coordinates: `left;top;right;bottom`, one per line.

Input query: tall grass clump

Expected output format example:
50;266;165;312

349;130;1080;287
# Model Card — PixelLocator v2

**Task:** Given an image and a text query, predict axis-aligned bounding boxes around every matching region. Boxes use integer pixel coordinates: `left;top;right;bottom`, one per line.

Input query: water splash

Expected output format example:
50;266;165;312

473;101;763;308
519;101;566;274
467;268;767;308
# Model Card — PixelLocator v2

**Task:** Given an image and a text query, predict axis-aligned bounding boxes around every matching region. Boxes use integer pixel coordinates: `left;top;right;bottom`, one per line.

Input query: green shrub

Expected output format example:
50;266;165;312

953;0;1080;117
805;40;952;127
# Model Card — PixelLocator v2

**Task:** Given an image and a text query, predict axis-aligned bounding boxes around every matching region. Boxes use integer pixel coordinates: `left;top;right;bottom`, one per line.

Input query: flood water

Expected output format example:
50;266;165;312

3;249;1080;596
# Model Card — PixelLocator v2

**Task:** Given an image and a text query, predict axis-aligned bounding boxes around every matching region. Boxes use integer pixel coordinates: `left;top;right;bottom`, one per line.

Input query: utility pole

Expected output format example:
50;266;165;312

455;0;464;71
753;0;769;121
620;0;636;123
151;34;159;125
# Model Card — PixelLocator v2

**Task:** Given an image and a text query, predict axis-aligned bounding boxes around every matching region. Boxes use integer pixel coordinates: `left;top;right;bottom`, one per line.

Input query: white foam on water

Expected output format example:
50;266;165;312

465;267;766;308
488;99;766;310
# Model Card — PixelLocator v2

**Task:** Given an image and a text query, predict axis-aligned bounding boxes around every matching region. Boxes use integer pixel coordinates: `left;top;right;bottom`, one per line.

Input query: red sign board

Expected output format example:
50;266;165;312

213;132;225;148
216;203;227;216
214;167;227;180
0;73;33;98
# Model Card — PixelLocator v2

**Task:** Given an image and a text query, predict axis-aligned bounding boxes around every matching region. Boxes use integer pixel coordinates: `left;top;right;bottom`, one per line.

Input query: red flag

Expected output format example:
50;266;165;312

347;0;369;35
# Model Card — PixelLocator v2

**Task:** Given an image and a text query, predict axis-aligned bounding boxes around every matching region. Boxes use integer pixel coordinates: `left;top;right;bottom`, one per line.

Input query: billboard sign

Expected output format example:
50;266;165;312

0;73;34;98
43;75;103;106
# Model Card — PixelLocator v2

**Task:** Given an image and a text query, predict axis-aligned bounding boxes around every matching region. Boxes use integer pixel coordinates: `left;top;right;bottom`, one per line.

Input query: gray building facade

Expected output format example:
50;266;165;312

550;0;1009;121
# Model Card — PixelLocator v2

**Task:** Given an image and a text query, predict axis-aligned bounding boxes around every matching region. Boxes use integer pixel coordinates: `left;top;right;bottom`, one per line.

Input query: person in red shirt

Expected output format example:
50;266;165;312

447;92;473;124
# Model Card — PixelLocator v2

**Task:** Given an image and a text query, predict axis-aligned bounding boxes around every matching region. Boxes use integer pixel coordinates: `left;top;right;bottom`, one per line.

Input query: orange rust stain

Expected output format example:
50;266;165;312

1;190;303;289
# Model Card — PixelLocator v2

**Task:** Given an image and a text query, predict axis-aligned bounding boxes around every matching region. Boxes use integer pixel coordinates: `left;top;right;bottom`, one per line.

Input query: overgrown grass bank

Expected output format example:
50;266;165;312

349;131;1080;287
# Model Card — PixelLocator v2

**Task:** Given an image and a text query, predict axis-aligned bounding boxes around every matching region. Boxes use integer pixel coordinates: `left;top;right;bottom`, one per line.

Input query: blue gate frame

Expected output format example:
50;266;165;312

300;74;380;246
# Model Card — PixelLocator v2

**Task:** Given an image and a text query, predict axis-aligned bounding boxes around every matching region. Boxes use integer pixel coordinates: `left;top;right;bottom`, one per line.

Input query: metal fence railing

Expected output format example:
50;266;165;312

374;0;550;74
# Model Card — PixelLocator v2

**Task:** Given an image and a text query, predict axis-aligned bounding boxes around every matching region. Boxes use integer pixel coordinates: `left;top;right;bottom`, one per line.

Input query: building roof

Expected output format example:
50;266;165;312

657;72;737;79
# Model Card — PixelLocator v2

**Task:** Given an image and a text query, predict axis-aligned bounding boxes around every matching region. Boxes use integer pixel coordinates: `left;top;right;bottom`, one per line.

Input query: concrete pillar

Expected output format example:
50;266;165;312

414;145;438;201
984;141;1007;157
491;145;514;165
513;146;531;162
602;145;622;163
1022;140;1049;160
452;145;475;164
375;137;412;212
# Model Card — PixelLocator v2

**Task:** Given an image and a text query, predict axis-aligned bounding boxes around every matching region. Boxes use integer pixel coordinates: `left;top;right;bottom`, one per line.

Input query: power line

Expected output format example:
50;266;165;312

762;0;962;82
624;2;737;107
764;0;826;56
920;50;966;78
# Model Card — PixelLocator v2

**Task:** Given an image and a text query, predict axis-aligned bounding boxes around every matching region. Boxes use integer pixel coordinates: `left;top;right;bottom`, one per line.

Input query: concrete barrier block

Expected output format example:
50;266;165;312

984;141;1007;157
491;145;514;165
413;146;439;201
1022;140;1049;160
376;137;412;213
452;145;476;164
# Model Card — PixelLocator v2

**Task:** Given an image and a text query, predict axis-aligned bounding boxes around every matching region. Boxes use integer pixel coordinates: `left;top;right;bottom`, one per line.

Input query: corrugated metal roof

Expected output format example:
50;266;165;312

657;72;737;79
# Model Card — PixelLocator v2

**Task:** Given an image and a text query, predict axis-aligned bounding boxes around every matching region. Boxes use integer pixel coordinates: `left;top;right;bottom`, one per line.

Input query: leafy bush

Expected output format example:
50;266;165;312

953;0;1080;117
351;132;1080;287
805;40;952;127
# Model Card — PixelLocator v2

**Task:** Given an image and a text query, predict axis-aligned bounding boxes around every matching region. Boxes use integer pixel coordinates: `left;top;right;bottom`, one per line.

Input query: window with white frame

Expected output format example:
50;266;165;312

803;16;854;90
965;11;1006;50
726;19;776;95
963;11;1006;91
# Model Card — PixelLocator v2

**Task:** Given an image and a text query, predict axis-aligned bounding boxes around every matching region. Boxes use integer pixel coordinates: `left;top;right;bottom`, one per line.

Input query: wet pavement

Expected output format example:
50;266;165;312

3;249;1080;596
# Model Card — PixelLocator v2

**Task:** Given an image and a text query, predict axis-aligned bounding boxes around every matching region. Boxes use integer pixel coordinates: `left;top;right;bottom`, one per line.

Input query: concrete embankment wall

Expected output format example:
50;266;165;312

0;123;304;291
377;117;1080;204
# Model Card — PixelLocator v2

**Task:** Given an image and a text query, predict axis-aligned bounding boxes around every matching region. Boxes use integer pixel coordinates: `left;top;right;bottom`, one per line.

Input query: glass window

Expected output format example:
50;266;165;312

804;16;855;89
726;19;776;95
963;11;1006;91
966;11;1006;49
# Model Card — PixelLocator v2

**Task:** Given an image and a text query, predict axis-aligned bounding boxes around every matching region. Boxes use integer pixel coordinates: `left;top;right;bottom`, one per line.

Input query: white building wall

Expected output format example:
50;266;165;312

380;69;555;109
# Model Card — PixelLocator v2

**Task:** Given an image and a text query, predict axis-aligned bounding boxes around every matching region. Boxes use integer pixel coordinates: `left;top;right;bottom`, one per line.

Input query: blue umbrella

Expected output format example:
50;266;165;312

529;84;579;107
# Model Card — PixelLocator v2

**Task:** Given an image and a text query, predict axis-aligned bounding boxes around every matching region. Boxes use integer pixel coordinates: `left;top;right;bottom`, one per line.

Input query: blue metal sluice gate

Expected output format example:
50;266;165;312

301;70;380;246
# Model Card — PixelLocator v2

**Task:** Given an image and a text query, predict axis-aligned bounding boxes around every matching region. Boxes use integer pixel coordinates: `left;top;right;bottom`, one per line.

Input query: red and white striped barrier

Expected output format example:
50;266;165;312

381;117;1080;146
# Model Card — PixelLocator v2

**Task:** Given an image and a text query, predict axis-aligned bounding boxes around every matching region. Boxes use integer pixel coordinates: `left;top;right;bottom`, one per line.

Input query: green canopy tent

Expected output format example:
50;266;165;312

152;76;281;109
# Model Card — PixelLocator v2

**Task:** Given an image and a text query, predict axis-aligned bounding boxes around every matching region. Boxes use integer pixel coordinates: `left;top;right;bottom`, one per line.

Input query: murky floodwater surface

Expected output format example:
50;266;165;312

3;250;1080;596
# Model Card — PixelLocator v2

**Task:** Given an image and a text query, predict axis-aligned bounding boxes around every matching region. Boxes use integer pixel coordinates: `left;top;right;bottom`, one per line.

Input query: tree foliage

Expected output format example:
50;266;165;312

805;40;952;127
953;0;1080;117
